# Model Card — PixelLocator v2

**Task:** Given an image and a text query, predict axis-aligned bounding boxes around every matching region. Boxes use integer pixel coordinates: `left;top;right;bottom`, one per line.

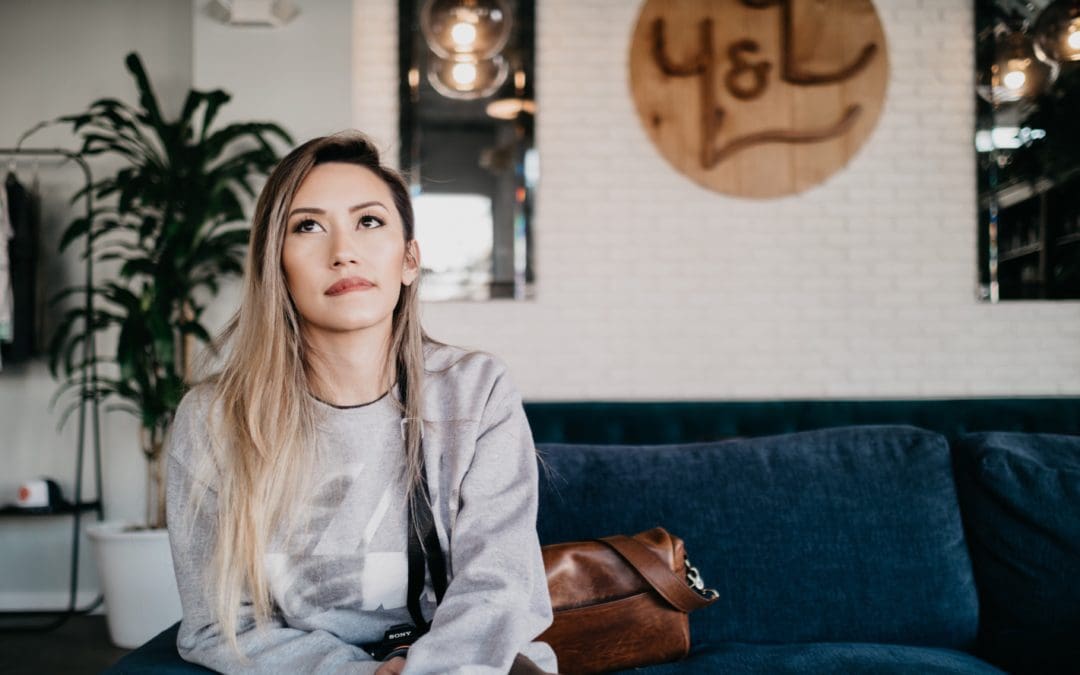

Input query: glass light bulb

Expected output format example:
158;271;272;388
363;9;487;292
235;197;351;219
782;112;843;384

451;21;477;47
1067;27;1080;51
428;53;509;99
452;62;477;86
1004;69;1027;90
1033;3;1080;64
421;0;512;59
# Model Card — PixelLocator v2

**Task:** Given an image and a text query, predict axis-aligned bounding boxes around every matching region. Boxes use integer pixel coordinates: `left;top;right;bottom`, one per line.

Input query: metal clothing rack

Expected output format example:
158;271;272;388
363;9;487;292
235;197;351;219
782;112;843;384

0;147;104;632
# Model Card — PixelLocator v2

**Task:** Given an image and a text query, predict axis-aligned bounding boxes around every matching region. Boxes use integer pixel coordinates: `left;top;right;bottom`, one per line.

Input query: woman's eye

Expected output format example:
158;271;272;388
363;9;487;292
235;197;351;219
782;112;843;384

359;215;385;229
294;219;322;233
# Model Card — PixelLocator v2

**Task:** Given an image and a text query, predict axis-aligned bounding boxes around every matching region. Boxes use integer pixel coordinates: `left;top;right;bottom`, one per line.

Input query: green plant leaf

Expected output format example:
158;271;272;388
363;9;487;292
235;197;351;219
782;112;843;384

48;376;91;413
55;400;83;433
179;321;213;344
48;285;96;307
124;52;167;141
119;258;159;279
105;404;143;418
58;216;93;253
203;122;292;164
47;315;78;378
100;284;141;313
199;90;232;143
45;50;288;500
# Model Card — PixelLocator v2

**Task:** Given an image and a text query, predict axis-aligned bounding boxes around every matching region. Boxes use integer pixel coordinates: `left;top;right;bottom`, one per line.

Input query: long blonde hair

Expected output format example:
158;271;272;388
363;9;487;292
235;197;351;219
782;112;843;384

185;131;451;658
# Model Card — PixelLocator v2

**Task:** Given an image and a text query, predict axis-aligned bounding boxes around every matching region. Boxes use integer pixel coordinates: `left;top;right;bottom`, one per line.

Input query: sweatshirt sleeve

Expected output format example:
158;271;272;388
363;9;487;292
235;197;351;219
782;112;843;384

166;390;382;675
401;369;557;674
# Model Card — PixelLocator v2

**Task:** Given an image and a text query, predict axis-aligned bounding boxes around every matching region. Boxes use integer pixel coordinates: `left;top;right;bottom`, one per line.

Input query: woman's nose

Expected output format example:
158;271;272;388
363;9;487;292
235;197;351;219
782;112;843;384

329;227;359;266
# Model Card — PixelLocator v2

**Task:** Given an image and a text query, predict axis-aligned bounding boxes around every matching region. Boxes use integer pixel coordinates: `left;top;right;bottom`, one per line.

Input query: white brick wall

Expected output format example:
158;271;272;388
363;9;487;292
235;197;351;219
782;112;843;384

352;0;400;166
355;0;1080;399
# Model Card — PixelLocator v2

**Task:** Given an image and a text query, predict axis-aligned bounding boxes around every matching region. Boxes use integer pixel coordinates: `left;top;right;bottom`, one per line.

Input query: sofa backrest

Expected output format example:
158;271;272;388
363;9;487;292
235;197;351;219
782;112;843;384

524;398;1080;444
952;431;1080;674
535;424;979;650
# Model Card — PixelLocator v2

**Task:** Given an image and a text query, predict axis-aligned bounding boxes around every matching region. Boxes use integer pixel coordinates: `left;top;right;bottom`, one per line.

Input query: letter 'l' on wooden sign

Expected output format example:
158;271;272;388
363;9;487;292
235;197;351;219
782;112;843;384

629;0;889;199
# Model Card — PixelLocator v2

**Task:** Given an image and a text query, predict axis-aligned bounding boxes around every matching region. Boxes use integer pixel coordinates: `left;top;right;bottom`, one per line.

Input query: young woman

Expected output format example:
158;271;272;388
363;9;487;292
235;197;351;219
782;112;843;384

167;131;557;674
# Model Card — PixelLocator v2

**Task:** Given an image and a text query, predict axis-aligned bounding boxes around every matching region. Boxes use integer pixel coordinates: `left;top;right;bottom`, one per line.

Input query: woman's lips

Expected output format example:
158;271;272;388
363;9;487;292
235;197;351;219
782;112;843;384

325;277;375;295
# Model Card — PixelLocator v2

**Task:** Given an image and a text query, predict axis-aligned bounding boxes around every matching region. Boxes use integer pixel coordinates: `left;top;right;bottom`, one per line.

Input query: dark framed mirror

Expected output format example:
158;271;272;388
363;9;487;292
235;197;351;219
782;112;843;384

399;0;537;301
976;0;1080;301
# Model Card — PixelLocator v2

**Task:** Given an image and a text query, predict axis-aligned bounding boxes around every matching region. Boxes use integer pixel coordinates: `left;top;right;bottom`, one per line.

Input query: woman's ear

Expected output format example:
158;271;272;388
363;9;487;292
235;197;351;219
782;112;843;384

402;239;421;287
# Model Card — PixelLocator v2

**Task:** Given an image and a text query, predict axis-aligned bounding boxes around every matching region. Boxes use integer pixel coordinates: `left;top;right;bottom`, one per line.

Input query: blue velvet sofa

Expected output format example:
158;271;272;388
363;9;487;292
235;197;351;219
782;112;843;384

105;398;1079;674
534;425;1078;674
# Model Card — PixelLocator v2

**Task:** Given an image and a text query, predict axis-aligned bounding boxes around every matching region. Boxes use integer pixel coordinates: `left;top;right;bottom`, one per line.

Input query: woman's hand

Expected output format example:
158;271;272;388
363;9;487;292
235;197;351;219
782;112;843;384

374;656;406;675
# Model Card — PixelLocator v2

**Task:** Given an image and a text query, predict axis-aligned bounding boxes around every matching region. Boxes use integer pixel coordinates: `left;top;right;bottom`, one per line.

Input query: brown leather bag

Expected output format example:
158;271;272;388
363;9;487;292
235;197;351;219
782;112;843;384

537;527;719;674
400;394;717;673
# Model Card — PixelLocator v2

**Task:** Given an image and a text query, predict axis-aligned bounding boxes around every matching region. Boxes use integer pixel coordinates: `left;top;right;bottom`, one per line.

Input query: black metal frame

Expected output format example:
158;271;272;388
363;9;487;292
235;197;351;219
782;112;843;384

0;147;105;632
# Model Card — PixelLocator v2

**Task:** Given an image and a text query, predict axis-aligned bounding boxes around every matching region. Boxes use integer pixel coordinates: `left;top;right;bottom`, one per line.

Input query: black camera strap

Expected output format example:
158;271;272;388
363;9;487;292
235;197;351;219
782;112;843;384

400;361;448;633
406;449;448;630
391;364;550;674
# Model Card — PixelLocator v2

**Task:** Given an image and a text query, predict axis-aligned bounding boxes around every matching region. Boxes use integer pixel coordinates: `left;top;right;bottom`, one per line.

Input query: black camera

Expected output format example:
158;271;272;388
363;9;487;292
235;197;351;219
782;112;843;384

361;623;422;661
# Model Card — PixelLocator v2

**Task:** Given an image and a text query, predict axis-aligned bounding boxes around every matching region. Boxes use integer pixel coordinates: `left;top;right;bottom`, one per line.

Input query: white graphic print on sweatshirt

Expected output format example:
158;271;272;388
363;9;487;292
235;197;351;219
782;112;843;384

265;452;416;620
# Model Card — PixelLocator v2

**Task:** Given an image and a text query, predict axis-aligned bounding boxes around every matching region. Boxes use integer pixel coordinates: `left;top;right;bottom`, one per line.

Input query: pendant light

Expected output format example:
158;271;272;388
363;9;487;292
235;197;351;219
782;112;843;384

420;0;513;59
1033;0;1080;65
428;53;510;100
989;29;1058;103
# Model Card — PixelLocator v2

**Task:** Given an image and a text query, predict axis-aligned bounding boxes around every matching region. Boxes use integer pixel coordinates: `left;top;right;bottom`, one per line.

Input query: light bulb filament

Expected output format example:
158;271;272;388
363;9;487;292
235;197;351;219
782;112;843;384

451;21;477;47
1003;69;1027;90
452;61;478;86
1067;27;1080;52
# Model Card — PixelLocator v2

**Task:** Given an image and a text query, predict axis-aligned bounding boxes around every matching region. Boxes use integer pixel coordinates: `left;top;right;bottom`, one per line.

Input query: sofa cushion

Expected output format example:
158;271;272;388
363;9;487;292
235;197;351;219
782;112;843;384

536;425;979;649
102;622;211;674
615;642;1006;674
952;431;1080;674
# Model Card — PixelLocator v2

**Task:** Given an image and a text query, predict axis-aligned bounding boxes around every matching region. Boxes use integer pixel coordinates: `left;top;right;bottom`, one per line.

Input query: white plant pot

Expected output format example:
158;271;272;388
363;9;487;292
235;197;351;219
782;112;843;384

88;521;183;649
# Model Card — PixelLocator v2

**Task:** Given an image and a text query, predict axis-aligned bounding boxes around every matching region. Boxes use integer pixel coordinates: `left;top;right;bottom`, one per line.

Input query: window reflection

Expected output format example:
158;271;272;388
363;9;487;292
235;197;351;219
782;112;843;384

414;193;494;301
977;0;1080;301
400;0;536;301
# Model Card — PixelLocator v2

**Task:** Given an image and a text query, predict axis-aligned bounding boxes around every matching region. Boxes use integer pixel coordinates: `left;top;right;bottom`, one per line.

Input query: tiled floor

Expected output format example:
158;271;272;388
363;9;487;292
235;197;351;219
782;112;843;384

0;615;130;675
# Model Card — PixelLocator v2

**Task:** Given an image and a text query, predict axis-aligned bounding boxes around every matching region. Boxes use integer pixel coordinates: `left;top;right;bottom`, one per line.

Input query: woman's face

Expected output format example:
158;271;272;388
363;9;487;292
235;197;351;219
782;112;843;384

281;162;419;340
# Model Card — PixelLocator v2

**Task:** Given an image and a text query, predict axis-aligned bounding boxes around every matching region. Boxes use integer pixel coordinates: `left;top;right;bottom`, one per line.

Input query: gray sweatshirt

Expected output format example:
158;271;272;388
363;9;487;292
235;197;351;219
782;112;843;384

166;344;558;674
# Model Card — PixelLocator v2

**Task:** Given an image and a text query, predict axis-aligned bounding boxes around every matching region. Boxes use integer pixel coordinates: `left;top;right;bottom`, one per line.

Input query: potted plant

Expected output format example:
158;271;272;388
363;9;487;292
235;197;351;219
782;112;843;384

35;51;291;648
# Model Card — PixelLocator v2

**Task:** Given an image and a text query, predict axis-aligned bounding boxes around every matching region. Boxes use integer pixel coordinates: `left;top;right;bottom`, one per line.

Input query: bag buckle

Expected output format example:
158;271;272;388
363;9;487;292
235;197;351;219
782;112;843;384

685;558;720;599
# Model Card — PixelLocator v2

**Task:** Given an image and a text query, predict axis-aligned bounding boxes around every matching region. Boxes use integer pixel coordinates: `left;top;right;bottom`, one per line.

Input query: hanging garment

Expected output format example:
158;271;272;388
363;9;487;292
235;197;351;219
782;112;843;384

0;175;13;372
30;169;45;356
1;172;39;365
0;177;13;340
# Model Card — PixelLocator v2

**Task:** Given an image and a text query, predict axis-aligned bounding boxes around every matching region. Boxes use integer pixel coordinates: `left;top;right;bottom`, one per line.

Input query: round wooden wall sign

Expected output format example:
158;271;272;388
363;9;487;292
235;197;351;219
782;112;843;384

629;0;889;199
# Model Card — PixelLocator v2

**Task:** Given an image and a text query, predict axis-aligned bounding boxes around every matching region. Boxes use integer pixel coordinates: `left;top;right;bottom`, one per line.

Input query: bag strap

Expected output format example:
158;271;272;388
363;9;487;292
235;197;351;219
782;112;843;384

596;534;719;612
